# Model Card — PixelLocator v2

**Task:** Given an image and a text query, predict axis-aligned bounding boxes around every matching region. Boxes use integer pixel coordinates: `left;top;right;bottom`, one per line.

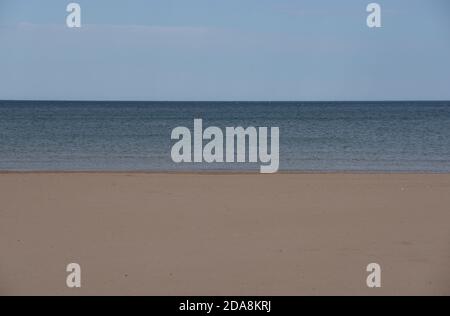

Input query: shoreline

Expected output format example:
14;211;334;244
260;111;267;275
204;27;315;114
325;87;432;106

1;170;450;175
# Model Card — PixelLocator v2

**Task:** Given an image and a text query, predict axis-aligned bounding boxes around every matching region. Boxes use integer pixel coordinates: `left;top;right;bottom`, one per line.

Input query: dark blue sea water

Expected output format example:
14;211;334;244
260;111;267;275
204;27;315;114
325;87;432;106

0;101;449;172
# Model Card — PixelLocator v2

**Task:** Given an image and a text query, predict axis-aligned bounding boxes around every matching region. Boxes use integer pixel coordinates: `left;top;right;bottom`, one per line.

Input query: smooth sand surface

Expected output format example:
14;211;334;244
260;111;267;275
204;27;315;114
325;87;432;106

0;173;449;295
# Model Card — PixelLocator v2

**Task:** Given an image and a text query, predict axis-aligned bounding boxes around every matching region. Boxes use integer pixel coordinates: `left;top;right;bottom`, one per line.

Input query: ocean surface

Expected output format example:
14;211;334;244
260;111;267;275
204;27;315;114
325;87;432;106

0;101;449;172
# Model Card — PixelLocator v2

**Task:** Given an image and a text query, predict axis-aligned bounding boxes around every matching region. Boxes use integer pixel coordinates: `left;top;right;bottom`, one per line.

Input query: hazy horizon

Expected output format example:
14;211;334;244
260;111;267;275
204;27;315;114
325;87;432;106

2;99;450;103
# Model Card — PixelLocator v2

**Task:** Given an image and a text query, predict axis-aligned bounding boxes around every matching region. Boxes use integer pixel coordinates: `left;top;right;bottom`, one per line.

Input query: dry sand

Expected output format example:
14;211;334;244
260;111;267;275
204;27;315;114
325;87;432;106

0;172;449;295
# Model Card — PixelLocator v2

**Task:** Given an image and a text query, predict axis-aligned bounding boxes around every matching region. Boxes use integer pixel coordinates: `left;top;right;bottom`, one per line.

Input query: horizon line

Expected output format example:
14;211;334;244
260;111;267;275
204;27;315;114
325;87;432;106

1;99;450;103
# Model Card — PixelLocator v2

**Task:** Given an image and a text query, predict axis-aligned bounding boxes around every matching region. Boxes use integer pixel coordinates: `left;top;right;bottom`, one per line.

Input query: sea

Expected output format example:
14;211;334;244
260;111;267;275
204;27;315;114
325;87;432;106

0;101;449;172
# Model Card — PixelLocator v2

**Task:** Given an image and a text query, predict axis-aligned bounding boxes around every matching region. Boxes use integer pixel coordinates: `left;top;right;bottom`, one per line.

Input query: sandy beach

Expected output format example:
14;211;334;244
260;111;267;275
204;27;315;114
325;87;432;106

0;172;449;295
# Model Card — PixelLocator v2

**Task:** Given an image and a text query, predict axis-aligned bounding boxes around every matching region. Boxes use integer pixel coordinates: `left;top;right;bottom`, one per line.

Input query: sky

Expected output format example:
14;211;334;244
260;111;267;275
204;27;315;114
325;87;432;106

0;0;450;101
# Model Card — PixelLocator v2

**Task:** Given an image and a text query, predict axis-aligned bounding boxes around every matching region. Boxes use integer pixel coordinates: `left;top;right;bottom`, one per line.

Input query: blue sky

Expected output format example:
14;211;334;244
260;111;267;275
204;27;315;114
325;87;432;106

0;0;449;101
